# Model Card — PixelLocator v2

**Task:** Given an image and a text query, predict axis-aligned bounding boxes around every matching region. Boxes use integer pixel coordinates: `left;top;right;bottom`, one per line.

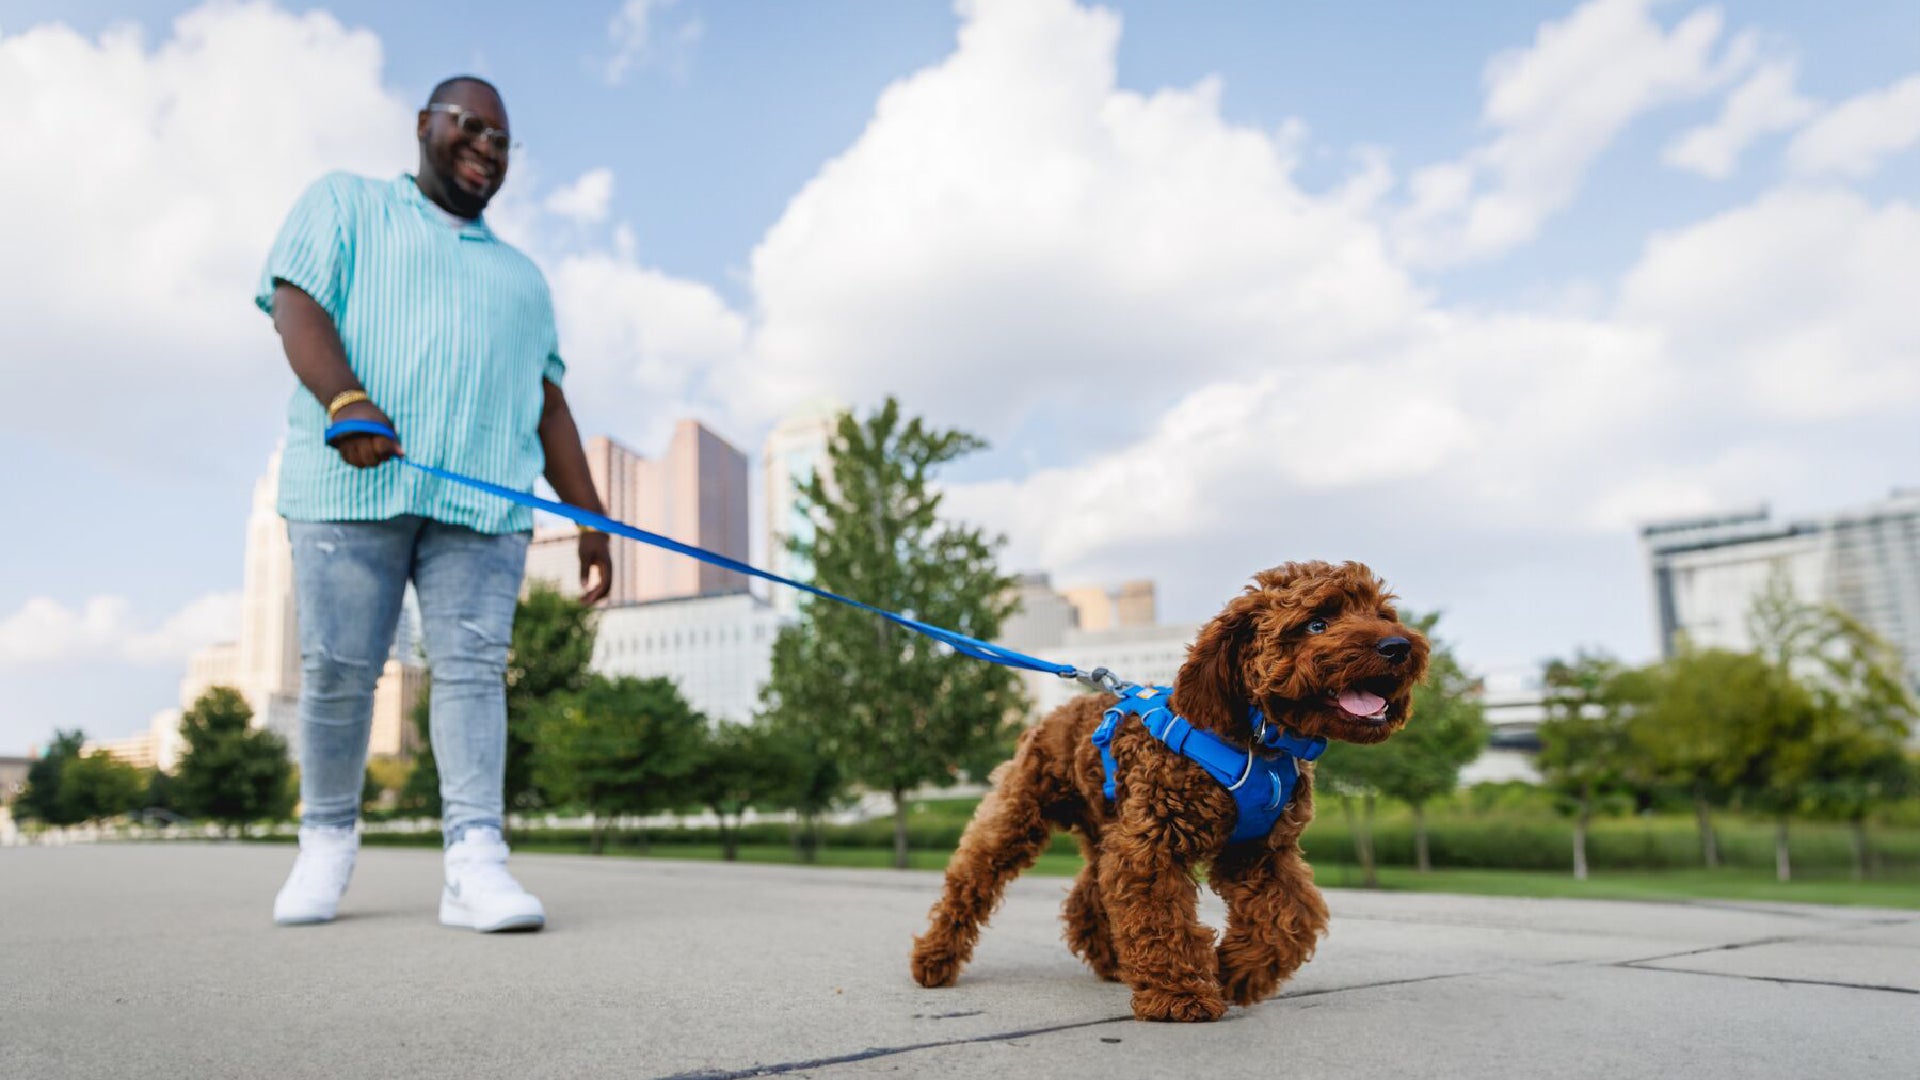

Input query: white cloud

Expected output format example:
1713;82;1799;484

548;251;748;447
724;0;1917;671
0;592;239;668
0;3;413;461
729;0;1422;444
1618;187;1920;420
7;0;1919;732
1665;60;1815;179
1786;73;1920;178
603;0;701;85
543;167;615;224
1395;0;1753;265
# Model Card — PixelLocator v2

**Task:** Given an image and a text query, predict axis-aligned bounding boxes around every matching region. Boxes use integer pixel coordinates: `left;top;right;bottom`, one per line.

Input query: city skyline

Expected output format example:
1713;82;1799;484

4;0;1918;752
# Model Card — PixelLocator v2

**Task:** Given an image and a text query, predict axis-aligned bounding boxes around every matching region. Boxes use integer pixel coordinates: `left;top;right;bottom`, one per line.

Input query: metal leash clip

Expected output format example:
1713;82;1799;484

1070;666;1134;697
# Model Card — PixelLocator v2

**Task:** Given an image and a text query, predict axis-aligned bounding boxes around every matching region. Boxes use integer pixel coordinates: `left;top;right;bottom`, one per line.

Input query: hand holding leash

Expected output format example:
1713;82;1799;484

327;400;404;469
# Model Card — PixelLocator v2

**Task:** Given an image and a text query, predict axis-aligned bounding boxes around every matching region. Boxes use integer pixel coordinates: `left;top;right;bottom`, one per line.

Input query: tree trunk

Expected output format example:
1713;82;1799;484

1775;815;1791;883
590;822;606;856
800;812;820;864
1692;787;1720;869
1573;790;1591;882
1412;801;1431;874
892;787;911;870
1849;818;1869;882
722;816;739;862
1359;792;1379;888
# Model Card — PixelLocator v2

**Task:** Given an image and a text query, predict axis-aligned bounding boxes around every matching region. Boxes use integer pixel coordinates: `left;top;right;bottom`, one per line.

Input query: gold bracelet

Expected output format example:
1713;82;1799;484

578;522;601;534
325;389;370;421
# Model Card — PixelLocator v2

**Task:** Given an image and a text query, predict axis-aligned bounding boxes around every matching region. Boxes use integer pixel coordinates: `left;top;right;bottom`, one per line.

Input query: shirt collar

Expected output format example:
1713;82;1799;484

398;174;496;241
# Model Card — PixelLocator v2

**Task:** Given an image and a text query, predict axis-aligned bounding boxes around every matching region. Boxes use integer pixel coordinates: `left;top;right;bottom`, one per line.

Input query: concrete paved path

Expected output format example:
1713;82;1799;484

4;843;1916;1079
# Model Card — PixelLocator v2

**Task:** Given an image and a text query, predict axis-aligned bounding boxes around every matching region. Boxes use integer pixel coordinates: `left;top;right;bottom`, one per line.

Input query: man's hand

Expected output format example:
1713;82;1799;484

578;530;613;605
331;399;404;469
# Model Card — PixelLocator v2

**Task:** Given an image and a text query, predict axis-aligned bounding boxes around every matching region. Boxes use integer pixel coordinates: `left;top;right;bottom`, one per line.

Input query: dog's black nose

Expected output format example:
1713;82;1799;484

1376;636;1411;662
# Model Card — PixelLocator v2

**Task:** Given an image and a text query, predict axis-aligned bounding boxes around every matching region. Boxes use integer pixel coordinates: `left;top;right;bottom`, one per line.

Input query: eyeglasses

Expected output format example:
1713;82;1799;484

425;103;518;154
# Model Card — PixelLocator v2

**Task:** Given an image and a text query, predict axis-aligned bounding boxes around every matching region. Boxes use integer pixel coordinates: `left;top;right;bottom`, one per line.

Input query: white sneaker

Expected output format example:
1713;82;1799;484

440;827;545;933
273;825;359;925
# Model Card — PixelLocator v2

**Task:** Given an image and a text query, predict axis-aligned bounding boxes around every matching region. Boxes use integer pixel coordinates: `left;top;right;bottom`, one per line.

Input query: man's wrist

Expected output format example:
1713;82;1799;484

325;389;370;422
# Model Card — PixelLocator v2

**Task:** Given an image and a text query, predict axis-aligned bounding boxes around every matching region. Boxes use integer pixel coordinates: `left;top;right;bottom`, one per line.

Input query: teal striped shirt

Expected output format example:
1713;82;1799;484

256;172;564;533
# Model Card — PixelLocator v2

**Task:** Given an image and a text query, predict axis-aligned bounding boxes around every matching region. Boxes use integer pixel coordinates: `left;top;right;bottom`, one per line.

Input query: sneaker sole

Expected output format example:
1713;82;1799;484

439;894;544;933
273;914;336;926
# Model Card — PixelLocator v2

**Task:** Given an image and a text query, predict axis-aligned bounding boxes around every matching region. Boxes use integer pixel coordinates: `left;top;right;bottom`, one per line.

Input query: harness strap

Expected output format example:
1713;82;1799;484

1091;686;1327;844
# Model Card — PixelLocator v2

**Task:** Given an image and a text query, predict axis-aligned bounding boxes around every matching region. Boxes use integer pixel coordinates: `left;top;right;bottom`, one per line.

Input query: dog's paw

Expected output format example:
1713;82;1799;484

910;941;961;988
1218;965;1276;1007
1130;987;1229;1023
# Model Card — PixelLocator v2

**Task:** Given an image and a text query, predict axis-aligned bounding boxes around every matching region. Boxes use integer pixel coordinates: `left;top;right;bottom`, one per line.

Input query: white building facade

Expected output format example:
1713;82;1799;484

591;593;792;723
1643;492;1920;691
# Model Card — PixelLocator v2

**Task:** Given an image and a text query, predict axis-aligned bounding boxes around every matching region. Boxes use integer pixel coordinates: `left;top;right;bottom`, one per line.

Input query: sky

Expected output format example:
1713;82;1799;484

1;0;1917;754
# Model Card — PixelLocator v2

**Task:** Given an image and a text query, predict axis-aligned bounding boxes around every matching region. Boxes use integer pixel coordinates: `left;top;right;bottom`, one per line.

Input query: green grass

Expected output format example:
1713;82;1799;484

1316;865;1920;909
430;834;1920;910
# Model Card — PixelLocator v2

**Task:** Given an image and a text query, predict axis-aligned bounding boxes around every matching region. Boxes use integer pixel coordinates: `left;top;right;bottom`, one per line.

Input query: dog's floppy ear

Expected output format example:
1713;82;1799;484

1171;601;1254;732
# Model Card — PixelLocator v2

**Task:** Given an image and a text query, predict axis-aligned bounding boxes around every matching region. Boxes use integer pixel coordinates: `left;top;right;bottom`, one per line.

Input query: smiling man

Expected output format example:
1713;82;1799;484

257;76;612;933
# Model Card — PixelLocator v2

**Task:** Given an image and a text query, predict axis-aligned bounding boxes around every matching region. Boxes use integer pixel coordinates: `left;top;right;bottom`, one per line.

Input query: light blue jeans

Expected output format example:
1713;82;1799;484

288;516;529;845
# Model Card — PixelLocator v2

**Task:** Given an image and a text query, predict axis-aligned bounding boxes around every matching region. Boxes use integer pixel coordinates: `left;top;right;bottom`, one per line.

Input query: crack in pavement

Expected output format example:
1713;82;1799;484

1617;964;1919;996
648;971;1490;1080
1610;934;1802;967
650;1015;1132;1080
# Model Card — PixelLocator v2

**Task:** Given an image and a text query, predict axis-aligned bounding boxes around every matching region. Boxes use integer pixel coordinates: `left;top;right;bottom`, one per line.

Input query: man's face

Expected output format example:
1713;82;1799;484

417;83;510;212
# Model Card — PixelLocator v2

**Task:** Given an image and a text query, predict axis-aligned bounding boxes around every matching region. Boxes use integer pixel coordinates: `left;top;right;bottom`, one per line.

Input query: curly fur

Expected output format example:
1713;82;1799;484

910;561;1430;1022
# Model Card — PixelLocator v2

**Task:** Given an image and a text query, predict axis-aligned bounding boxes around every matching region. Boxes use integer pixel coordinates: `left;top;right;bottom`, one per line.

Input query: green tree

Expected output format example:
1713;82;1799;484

1718;664;1823;882
59;752;147;824
142;767;179;820
172;687;295;836
15;729;86;826
1317;612;1486;877
1630;647;1788;870
1369;613;1487;872
688;720;813;862
397;691;439;817
1806;738;1915;880
363;756;410;818
760;398;1025;868
1747;579;1919;880
529;675;707;854
757;711;848;862
403;584;599;824
1538;651;1646;880
506;583;599;811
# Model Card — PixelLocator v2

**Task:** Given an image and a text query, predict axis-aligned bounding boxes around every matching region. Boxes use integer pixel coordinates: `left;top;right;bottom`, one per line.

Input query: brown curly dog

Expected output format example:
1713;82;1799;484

910;561;1430;1022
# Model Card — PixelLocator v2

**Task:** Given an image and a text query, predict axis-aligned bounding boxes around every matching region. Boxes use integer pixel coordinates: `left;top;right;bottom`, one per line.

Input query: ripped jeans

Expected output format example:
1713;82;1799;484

287;516;529;845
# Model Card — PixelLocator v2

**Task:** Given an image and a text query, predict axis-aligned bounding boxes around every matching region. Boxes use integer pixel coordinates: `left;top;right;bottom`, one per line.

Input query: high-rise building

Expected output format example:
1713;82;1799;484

1061;580;1156;632
760;402;843;616
1643;490;1920;691
526;421;752;605
236;446;301;730
172;445;425;765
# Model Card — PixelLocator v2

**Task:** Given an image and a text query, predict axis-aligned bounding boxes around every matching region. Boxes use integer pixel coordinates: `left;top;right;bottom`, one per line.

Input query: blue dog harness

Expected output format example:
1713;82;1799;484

1091;686;1327;844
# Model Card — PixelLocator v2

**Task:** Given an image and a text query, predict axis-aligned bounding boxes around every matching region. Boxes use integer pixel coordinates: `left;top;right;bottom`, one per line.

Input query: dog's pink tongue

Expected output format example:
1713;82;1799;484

1337;690;1387;716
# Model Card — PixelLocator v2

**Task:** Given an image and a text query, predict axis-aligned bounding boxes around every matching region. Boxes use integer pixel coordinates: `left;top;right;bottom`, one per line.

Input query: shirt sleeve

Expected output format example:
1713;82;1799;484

255;173;352;320
543;350;565;386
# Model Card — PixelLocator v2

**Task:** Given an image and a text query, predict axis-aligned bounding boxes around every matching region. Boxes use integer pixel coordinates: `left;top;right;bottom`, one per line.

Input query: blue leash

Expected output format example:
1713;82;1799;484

324;419;1097;683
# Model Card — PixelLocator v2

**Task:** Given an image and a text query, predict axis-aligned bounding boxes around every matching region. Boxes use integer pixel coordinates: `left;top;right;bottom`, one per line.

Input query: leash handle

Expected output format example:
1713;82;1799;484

324;418;400;444
320;419;1094;679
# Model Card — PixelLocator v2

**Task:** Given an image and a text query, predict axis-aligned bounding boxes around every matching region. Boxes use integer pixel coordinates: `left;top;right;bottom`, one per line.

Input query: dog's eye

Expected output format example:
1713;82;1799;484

1306;618;1328;634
